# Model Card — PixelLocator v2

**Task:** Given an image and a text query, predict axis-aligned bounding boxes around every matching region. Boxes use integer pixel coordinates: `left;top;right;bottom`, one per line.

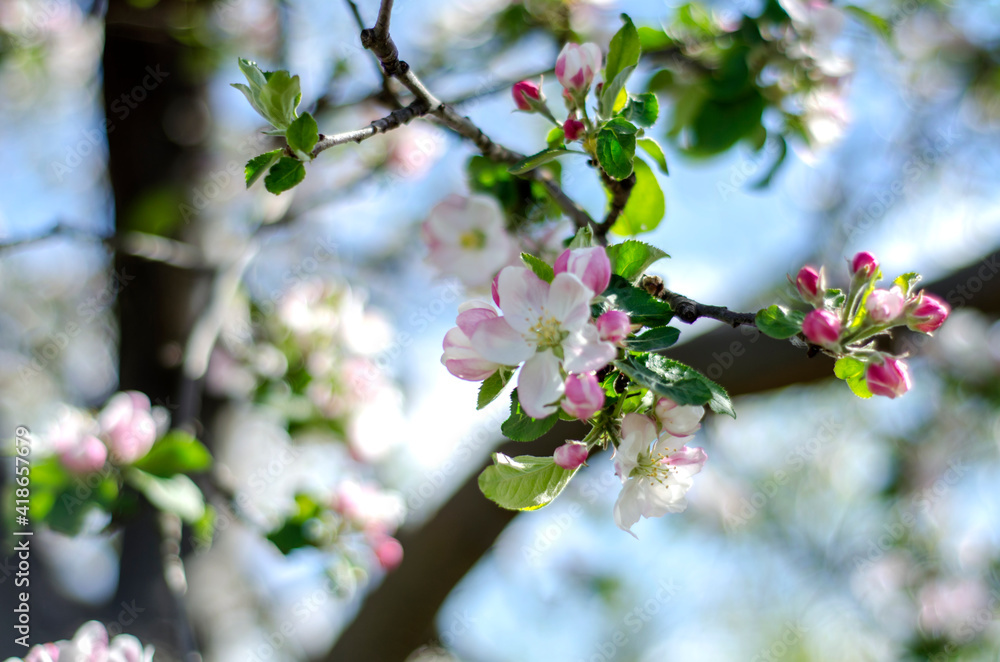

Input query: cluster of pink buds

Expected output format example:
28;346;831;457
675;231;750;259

331;481;405;571
511;41;602;142
8;620;155;662
792;251;950;398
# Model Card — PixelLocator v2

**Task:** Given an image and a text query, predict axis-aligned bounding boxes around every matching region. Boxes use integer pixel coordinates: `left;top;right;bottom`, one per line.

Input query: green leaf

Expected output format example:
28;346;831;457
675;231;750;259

824;288;846;309
637;26;673;51
685;91;766;157
611;158;665;236
625;326;680;352
604;14;641;103
286;112;318;160
509;147;575;175
245;150;283;188
264;157;306;194
615;354;735;417
132;430;213;478
238;57;267;89
606;240;669;283
501;389;559;441
521;252;554;283
256;70;301;130
478;453;578;511
125;469;206;523
755;305;806;340
893;272;921;297
546;127;565;147
843;5;891;39
597;118;638;180
478;367;515;410
600;65;636;120
599;274;674;326
637;138;669;175
266;494;323;554
750;135;788;189
568;225;594;249
834;357;873;399
622;92;659;127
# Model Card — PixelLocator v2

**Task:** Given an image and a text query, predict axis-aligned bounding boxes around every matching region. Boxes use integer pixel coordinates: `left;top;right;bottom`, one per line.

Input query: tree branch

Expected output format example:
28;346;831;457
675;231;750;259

597;171;636;241
311;98;430;157
641;275;759;328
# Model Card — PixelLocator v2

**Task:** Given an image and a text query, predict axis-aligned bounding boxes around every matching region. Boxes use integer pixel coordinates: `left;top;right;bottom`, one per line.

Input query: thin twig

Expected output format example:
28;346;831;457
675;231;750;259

597;171;637;240
641;275;758;328
311;98;430;157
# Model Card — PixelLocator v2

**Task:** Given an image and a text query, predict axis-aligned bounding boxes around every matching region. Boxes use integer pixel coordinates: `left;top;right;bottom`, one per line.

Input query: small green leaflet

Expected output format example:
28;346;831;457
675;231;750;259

637;138;669;175
478;367;515;410
266;494;322;554
509;147;575;175
606;240;669;284
601;14;640;118
596;117;638;180
624;326;680;352
245;150;283;188
824;288;846;309
611;158;665;236
599;274;673;326
501;389;559;441
568;225;595;249
478;453;578;511
132;430;212;478
265;157;306;194
521;253;554;283
843;5;891;39
286;112;319;160
622;92;659;127
615;353;735;417
125;469;206;523
755;305;806;339
893;272;921;297
232;58;302;131
546;127;566;147
834;357;873;399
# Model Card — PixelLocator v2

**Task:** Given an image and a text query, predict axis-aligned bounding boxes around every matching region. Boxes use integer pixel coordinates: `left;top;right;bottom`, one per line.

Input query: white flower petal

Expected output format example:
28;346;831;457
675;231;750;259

517;350;564;419
497;266;549;334
546;272;594;329
470;317;534;365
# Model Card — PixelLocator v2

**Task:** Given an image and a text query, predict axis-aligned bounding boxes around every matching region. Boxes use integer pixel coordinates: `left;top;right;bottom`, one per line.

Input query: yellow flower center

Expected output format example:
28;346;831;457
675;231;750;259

529;316;568;351
459;229;487;250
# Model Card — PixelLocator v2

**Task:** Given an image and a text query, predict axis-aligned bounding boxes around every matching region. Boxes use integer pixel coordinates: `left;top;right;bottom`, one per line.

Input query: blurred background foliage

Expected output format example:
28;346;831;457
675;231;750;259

2;0;1000;661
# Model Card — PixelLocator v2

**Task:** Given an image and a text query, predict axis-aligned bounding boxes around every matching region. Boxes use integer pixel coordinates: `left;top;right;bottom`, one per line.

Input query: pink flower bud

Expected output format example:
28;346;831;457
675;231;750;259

60;435;108;474
796;265;823;301
491;272;501;307
907;292;950;334
554;441;588;470
563;116;585;142
98;391;157;465
802;309;841;348
865;288;906;324
866;357;912;398
373;534;404;570
596;310;631;345
851;251;879;278
654;398;704;437
554;246;611;295
512;80;541;111
561;372;605;420
555;42;602;94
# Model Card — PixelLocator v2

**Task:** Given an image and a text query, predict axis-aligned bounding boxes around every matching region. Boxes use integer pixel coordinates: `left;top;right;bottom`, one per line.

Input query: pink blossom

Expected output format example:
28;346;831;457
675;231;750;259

851;251;879;279
555;42;601;94
422;194;515;288
553;246;611;296
468;267;616;418
372;534;404;571
865;287;906;324
561;372;605;420
441;301;503;381
512;80;541;111
563;116;585;142
596;310;630;345
491;272;501;307
795;265;823;302
866;357;912;398
98;391;156;465
802;309;841;348
554;441;588;470
333;481;405;532
654;398;704;437
60;435;108;474
906;292;950;334
8;621;155;662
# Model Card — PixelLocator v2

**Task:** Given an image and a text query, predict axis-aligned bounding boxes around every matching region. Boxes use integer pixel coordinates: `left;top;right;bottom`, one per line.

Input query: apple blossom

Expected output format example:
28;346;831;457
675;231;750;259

795;265;823;304
866;357;912;398
5;621;155;662
468;266;616;418
98;391;157;465
851;251;879;279
512;80;541;111
596;310;631;345
555;42;601;94
906;292;950;334
554;441;589;470
372;534;404;570
563;116;585;142
561;372;605;420
654;398;704;437
865;287;906;324
554;246;611;296
60;435;108;474
422;194;515;288
441;301;503;381
612;413;707;536
802;309;841;348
